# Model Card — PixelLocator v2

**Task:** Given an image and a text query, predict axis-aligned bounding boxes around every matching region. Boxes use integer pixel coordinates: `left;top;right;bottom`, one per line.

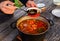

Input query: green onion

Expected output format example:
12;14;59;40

14;0;22;8
37;28;44;33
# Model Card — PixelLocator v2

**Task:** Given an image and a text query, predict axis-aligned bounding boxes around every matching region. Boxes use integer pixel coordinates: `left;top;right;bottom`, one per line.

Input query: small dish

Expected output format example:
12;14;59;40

52;9;60;17
37;3;45;8
53;0;60;5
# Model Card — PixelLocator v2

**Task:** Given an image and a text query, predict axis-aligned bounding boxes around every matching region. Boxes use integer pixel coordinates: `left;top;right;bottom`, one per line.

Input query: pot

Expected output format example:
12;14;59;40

16;16;54;35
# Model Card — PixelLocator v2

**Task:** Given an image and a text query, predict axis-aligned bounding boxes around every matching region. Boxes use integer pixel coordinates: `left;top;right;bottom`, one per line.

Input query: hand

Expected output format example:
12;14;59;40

26;0;37;8
0;1;17;14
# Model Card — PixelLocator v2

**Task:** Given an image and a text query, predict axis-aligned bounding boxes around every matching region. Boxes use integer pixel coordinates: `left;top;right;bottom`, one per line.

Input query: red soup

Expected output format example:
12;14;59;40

18;19;48;34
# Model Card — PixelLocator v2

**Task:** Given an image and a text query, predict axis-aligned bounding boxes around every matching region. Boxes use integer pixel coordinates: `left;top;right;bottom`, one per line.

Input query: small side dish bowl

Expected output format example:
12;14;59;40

52;9;60;17
53;0;60;5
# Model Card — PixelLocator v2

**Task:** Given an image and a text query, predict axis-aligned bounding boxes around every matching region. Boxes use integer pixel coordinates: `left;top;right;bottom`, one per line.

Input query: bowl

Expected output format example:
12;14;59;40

37;3;45;8
52;9;60;17
53;0;60;5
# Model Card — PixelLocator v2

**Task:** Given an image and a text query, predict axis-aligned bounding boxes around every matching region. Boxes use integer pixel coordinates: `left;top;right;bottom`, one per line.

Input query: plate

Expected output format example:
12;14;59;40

52;9;60;17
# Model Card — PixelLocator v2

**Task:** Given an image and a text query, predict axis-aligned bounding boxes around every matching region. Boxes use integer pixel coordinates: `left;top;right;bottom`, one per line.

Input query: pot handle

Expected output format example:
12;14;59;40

10;21;17;29
47;19;54;26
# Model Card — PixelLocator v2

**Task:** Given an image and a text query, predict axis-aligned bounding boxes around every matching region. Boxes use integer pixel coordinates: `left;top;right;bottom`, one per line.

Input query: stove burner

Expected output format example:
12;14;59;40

13;33;45;41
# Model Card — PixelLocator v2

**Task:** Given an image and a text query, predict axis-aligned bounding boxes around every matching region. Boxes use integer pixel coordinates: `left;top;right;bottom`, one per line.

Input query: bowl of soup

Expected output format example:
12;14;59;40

16;16;51;35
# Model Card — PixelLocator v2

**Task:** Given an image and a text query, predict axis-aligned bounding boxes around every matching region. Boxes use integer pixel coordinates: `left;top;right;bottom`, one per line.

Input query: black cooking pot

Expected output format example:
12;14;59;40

16;16;54;35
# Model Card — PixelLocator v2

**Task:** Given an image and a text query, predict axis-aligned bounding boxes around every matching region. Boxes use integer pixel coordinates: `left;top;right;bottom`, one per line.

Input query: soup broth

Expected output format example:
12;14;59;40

18;19;48;34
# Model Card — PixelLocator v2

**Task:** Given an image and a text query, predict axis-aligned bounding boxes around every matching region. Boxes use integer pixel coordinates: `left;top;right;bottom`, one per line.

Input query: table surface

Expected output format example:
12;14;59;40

0;0;60;41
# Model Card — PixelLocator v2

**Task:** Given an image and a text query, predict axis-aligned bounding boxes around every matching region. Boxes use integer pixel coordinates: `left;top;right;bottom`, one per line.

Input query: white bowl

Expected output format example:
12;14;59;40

53;0;60;5
37;3;45;8
52;9;60;17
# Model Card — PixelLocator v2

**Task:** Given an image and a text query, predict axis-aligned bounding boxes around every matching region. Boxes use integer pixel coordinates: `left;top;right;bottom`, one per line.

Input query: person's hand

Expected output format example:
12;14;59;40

0;1;17;14
26;0;37;8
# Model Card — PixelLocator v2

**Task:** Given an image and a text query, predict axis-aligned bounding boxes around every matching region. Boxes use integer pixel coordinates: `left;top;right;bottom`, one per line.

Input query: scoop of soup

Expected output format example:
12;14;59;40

18;19;48;34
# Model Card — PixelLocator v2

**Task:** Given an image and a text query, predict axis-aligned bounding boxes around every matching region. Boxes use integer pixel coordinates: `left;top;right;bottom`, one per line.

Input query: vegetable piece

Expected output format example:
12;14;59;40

32;24;37;30
37;28;44;33
27;19;34;25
